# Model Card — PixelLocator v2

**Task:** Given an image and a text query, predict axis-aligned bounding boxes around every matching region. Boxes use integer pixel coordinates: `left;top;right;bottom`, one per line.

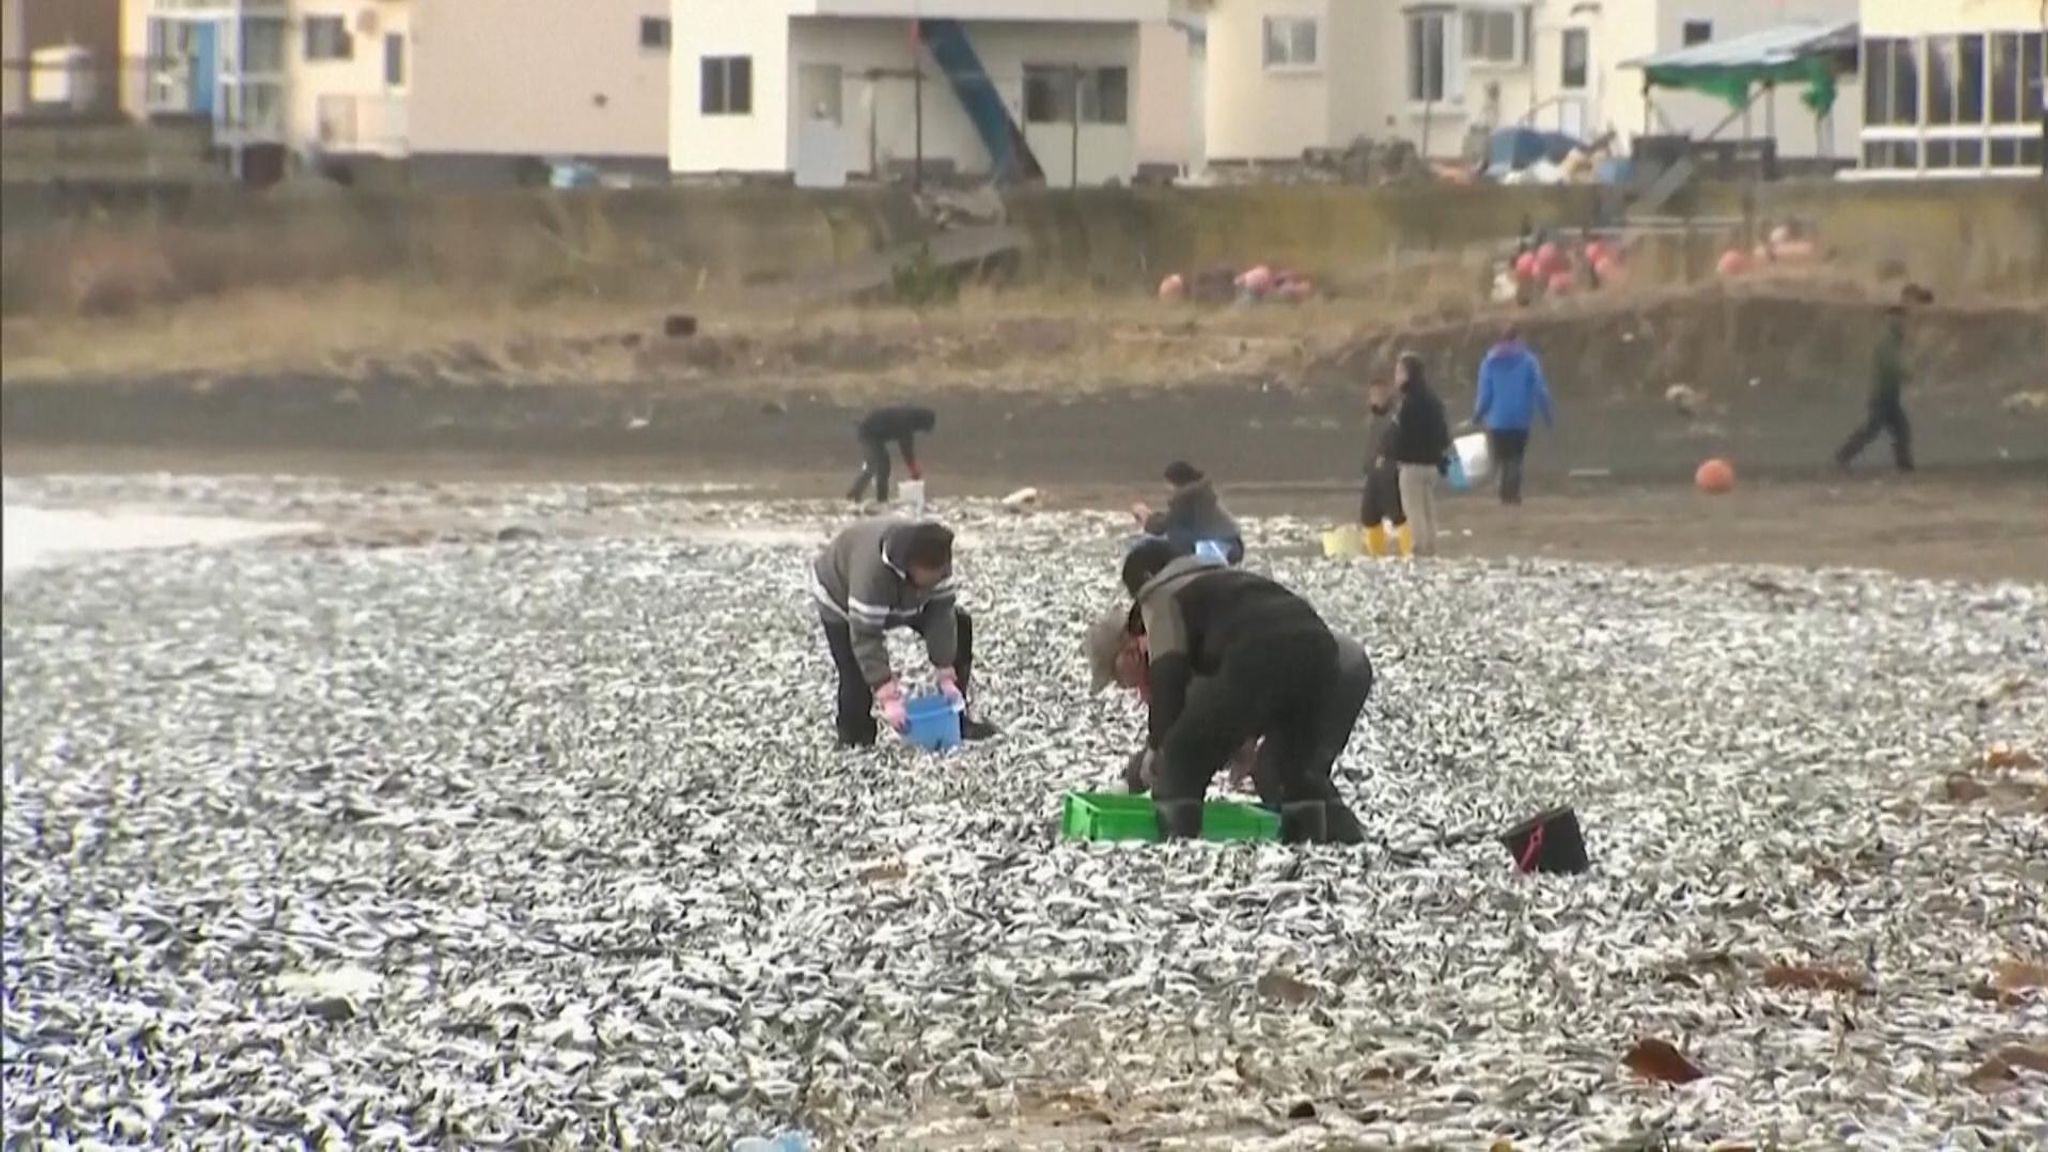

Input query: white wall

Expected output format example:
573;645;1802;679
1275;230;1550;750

1134;19;1197;168
670;0;797;172
408;0;669;159
1204;0;1334;161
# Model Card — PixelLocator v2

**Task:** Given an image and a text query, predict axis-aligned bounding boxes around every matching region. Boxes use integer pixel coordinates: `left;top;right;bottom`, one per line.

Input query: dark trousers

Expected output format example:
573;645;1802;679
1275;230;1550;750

821;607;975;746
1835;397;1914;472
1487;430;1531;505
845;435;895;503
1360;464;1405;525
1153;628;1366;844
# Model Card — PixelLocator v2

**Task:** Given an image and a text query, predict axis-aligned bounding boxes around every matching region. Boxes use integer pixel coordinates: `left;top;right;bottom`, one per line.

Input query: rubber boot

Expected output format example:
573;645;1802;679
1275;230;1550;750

1396;523;1415;558
1363;524;1389;557
1321;799;1368;845
1279;801;1330;844
1154;799;1204;841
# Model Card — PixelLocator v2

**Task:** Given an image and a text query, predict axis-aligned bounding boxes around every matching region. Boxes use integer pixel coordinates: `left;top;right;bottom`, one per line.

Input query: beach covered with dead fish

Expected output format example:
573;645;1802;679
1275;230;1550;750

3;480;2046;1149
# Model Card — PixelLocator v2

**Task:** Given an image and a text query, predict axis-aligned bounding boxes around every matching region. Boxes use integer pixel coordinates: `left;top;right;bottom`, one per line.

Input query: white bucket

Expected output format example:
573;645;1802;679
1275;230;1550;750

899;478;928;518
1453;433;1493;483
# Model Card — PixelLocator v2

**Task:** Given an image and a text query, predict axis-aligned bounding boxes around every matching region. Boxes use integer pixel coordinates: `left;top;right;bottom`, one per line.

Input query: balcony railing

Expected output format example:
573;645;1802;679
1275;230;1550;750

316;93;407;155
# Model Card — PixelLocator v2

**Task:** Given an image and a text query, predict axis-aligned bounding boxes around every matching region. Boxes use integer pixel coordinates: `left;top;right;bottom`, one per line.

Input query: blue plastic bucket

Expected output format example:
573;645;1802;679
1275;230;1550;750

1444;456;1472;493
903;693;963;751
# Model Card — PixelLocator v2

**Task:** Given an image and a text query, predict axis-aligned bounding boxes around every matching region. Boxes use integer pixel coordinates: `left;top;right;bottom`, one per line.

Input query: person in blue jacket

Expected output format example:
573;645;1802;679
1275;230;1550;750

1470;325;1554;505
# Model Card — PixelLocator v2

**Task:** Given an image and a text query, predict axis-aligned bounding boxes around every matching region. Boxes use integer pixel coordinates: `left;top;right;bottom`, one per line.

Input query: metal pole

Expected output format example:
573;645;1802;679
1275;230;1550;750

912;49;923;188
1069;66;1080;189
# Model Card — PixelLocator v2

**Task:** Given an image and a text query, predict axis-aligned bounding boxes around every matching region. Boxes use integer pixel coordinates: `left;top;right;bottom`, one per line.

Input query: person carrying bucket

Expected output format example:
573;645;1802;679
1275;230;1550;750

810;517;998;748
1384;352;1454;557
1470;325;1554;505
846;405;937;507
1130;461;1245;565
1116;537;1369;844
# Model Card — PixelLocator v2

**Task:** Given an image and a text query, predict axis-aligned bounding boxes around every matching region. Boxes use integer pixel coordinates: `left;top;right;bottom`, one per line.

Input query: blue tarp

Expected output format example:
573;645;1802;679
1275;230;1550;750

1486;127;1583;173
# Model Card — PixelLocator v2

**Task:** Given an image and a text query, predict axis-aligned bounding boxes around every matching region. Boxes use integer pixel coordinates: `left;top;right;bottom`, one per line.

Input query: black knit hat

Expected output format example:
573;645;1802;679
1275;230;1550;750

1162;460;1203;486
901;522;954;569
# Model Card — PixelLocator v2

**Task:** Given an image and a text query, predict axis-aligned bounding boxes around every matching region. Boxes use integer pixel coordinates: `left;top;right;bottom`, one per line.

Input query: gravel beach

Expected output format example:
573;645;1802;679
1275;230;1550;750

4;480;2046;1149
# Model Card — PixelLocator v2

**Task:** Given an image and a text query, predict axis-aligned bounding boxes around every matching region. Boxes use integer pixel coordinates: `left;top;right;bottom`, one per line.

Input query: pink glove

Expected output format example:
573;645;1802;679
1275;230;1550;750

875;680;908;731
935;667;964;706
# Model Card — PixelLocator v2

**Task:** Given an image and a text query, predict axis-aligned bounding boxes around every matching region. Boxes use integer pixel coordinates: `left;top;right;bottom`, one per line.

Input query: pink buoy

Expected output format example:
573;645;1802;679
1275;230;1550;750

1158;273;1185;301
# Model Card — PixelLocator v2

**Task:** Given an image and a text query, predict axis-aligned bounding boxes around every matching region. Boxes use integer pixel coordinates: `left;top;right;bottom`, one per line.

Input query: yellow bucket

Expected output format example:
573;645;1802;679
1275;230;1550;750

1321;527;1361;558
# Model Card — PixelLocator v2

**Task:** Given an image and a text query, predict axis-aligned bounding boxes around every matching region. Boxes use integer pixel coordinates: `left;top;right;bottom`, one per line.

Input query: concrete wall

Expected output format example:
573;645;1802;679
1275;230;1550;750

1134;18;1196;169
1204;0;1332;161
408;0;669;160
4;179;2044;317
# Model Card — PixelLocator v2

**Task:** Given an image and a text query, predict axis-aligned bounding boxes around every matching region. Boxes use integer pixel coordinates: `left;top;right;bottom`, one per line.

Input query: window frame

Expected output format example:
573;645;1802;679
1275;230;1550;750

699;55;753;117
1462;6;1527;68
302;14;353;63
1859;30;2045;175
1022;65;1131;126
1261;16;1320;72
640;17;671;53
1682;20;1713;48
1405;7;1455;105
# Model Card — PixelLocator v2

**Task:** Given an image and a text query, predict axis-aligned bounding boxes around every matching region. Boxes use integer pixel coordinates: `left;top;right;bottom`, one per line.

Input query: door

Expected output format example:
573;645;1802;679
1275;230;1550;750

187;20;217;117
794;63;847;187
1559;26;1590;138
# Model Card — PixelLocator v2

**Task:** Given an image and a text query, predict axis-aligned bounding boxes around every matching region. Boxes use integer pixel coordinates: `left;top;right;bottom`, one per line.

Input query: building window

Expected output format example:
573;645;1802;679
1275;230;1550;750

640;17;670;52
1989;31;2047;125
303;15;353;62
1406;9;1451;103
1561;27;1589;90
1263;17;1319;70
1464;8;1525;66
1023;66;1130;125
700;56;752;115
1861;139;1917;170
1862;37;1919;127
383;32;405;87
1682;20;1713;47
1923;34;1987;125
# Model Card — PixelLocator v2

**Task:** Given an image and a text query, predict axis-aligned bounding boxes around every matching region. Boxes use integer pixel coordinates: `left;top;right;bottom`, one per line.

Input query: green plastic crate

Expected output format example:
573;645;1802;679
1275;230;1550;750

1059;791;1281;843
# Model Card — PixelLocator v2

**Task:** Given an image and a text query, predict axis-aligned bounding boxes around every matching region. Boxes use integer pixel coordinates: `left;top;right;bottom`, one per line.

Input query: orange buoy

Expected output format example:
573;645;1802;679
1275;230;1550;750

1158;273;1185;301
1716;248;1750;277
1695;457;1736;494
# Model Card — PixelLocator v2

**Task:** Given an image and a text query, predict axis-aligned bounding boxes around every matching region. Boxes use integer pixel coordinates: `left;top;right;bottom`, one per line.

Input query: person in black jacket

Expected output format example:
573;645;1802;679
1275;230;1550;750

1131;460;1246;564
1120;538;1369;844
1387;352;1453;557
846;405;937;505
1358;388;1405;557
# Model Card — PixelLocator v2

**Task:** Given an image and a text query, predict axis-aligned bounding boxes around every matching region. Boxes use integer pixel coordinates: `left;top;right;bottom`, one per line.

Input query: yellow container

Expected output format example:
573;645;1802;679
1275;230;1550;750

1321;527;1361;558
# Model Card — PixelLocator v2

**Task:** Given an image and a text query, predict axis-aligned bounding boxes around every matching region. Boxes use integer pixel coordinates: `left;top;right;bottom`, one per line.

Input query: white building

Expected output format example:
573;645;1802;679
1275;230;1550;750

1195;0;1863;164
667;0;1180;187
1854;0;2045;179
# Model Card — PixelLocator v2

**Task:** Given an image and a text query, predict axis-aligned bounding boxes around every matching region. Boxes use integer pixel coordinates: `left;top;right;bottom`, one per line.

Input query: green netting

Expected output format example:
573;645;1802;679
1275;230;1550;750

1641;57;1841;117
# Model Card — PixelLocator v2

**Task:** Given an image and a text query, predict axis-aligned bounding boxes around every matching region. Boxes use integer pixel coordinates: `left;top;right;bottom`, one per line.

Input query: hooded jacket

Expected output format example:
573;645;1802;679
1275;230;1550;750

1140;477;1243;551
1474;340;1554;432
857;405;937;447
1870;324;1908;408
1131;555;1327;750
1390;377;1454;467
810;518;957;686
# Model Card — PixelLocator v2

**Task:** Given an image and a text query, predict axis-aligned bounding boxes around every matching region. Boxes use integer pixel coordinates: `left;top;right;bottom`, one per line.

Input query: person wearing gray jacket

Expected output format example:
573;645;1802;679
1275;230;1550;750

810;517;998;747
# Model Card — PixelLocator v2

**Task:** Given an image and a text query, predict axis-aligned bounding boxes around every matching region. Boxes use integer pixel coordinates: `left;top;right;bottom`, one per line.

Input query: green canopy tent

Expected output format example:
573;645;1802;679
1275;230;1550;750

1620;21;1860;146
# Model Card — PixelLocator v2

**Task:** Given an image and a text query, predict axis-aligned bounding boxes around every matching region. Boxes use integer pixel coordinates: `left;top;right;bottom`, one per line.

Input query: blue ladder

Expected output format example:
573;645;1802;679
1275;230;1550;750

916;18;1044;184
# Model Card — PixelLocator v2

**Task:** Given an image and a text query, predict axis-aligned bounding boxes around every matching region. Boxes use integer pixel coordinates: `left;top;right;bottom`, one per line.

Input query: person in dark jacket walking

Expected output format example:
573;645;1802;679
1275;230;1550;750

1834;303;1915;473
1471;326;1554;505
1117;538;1369;844
810;517;998;747
1131;461;1245;564
1387;352;1454;557
846;405;937;505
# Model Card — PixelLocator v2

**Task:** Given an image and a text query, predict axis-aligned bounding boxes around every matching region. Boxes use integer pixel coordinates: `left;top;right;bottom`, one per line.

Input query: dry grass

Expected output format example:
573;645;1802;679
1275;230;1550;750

3;247;2036;399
